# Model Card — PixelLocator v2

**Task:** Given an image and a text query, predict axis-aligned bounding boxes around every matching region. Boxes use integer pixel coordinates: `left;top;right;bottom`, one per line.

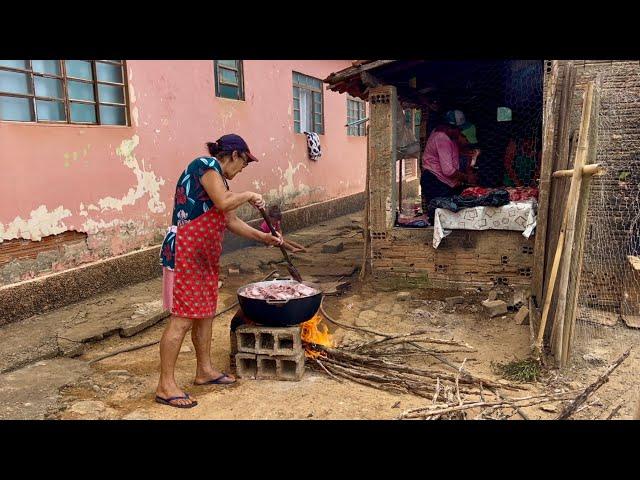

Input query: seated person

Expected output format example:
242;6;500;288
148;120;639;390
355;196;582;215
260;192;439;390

421;111;477;222
503;136;540;187
440;109;482;172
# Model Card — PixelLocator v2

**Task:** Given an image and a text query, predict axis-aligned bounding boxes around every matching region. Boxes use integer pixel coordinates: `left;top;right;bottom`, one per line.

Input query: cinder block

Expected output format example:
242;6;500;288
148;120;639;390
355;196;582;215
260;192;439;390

236;353;257;379
236;324;302;355
276;351;305;381
229;330;238;372
229;353;236;372
256;356;278;379
237;330;257;352
230;330;238;356
236;352;305;381
514;306;530;325
482;299;508;318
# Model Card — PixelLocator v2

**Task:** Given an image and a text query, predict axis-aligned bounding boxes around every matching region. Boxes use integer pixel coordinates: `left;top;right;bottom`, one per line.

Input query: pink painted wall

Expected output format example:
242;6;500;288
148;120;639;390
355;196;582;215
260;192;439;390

0;60;366;264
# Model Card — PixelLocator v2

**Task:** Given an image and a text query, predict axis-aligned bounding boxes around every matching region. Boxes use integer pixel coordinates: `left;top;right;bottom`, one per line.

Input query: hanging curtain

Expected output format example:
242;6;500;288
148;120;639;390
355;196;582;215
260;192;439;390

299;89;313;133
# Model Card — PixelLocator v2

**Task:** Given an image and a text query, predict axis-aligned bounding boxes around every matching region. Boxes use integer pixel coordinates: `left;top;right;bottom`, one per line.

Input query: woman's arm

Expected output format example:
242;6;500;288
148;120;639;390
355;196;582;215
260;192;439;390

200;169;264;212
435;135;459;177
226;210;283;246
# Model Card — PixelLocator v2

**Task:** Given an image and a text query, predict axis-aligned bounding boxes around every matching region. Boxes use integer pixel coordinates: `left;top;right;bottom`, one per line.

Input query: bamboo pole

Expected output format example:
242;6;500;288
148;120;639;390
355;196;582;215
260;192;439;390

552;164;604;177
535;203;570;354
563;76;601;365
552;81;596;366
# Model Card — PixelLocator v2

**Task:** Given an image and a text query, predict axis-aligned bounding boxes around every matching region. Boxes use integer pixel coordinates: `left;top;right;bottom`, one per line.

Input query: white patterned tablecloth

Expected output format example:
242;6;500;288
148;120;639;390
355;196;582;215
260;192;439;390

433;200;537;248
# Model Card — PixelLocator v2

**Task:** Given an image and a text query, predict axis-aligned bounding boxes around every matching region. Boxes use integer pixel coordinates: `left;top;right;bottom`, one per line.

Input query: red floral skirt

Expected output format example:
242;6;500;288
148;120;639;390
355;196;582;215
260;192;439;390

162;207;226;319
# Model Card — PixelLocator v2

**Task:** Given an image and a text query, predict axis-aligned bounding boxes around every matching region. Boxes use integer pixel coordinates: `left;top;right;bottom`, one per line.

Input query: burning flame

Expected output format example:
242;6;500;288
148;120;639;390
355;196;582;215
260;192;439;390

301;313;333;358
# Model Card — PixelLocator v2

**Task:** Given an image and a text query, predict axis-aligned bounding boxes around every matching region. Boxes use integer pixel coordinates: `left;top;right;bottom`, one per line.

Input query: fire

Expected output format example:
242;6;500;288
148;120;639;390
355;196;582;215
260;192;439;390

300;312;333;358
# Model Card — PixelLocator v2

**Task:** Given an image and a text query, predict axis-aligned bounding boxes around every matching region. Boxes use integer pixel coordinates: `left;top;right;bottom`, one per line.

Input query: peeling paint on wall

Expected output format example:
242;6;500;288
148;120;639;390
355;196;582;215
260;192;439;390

129;83;137;103
264;161;314;203
95;135;166;214
81;218;124;234
0;205;72;242
63;145;91;168
279;161;309;197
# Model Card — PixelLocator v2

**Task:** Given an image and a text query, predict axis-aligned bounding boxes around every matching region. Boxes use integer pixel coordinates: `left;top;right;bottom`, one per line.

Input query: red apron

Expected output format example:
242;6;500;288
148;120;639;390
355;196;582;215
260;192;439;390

171;206;226;318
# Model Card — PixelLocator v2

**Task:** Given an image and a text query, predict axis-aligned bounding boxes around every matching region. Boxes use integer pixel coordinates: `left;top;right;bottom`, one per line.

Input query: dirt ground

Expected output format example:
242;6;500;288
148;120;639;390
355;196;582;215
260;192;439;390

2;213;639;420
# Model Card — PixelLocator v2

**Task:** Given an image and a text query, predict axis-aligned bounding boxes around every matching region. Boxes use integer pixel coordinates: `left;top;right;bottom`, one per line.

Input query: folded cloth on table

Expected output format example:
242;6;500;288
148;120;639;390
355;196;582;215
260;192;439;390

428;189;511;218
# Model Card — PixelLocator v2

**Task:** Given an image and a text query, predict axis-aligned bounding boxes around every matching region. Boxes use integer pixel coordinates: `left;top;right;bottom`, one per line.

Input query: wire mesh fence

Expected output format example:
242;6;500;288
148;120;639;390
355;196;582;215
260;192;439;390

394;60;545;220
571;63;640;352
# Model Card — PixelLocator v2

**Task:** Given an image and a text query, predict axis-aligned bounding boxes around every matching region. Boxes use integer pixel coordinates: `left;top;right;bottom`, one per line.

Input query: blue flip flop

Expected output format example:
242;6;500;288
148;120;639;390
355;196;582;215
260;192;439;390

155;394;198;408
194;372;236;386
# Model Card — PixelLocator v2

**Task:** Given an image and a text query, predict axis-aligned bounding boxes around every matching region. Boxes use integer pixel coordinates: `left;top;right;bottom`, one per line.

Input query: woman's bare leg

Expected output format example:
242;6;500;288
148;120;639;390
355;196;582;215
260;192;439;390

156;315;196;406
192;317;235;384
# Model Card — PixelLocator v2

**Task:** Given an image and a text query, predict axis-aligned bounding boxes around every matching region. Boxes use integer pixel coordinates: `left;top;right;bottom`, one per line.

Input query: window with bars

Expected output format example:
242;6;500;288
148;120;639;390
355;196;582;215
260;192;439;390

214;60;244;100
404;108;421;139
292;72;323;134
0;60;128;125
347;96;366;136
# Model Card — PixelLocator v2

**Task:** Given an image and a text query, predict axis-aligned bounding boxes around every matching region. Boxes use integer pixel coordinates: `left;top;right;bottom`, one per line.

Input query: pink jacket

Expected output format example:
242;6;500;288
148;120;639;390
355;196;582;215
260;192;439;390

422;131;460;187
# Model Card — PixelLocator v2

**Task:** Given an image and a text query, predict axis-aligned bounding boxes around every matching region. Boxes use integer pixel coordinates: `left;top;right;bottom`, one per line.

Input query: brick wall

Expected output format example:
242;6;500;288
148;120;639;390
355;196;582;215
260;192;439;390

371;228;535;289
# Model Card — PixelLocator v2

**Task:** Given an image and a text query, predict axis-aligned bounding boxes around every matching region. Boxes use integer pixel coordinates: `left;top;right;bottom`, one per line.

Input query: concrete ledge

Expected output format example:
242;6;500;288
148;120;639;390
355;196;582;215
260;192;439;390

0;245;162;326
0;191;365;326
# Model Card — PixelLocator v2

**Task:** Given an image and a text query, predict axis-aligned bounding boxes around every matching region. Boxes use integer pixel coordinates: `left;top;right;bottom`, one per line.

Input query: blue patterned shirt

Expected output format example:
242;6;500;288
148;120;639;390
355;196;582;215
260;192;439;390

160;157;229;269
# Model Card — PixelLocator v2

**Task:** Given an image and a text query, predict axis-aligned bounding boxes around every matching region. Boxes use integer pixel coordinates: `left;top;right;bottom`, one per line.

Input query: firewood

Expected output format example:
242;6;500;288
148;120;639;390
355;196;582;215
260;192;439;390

555;349;631;420
400;391;578;419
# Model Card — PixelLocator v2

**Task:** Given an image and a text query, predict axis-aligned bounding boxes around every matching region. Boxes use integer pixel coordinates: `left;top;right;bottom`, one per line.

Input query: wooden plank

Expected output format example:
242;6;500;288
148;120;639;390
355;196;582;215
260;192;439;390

544;62;578;347
564;76;601;363
324;60;395;85
622;256;640;328
531;60;561;306
622;315;640;329
535;204;569;354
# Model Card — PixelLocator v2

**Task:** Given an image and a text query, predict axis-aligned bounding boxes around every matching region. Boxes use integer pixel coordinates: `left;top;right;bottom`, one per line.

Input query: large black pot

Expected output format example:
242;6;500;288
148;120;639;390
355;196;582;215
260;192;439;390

237;279;322;327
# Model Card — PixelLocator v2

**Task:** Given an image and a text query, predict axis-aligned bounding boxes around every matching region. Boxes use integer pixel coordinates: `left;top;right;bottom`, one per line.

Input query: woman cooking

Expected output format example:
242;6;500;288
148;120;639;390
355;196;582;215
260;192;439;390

156;134;284;408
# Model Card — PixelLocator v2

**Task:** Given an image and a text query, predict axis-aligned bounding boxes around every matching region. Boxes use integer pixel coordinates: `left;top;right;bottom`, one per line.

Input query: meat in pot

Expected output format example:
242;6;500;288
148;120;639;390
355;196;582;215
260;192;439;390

241;282;318;300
